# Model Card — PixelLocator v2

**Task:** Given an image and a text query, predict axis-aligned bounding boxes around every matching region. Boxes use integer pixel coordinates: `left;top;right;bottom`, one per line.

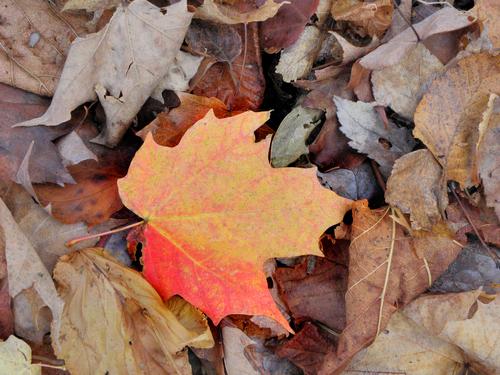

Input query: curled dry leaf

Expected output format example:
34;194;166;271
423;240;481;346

470;0;500;50
372;44;444;119
17;0;193;147
0;0;94;95
320;201;462;374
385;149;448;230
260;0;320;52
0;84;73;186
335;96;416;177
148;93;229;147
118;111;352;328
414;53;500;188
192;23;265;111
53;248;214;375
0;335;41;375
331;0;393;38
359;7;473;70
194;0;284;24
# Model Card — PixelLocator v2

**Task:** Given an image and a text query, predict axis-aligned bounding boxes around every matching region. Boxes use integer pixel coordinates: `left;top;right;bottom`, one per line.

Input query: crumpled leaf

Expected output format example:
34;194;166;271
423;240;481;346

147;93;229;147
477;94;500;219
0;0;94;95
186;19;242;63
359;7;473;70
0;335;41;375
414;53;500;188
194;0;284;24
63;0;120;11
470;0;500;50
386;149;448;230
0;84;74;186
319;201;462;374
53;248;214;375
0;197;63;342
260;0;320;52
192;23;265;111
335;96;416;177
17;0;193;147
372;44;444;119
270;105;323;167
118;110;352;328
331;0;393;38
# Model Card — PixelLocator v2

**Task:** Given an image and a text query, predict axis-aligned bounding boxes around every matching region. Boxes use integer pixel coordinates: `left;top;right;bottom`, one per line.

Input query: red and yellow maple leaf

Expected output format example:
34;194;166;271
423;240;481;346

118;110;351;327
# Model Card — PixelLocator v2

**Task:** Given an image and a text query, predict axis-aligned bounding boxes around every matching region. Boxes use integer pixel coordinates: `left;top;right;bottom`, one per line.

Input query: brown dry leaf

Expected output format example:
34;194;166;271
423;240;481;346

372;44;444;119
414;53;500;188
0;0;94;96
148;93;229;147
477;94;500;219
192;23;265;111
386;149;448;230
194;0;284;24
34;120;139;225
0;84;74;186
53;248;214;375
335;96;416;177
63;0;121;11
360;7;473;70
331;0;393;38
17;0;193;147
320;201;462;374
470;0;500;50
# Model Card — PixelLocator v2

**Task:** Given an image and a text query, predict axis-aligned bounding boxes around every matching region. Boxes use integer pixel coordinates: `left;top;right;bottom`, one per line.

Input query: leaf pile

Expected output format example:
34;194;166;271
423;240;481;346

0;0;499;374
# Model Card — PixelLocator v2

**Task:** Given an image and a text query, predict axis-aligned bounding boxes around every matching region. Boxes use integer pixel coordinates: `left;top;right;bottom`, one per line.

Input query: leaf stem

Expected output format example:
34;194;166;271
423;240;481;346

65;220;145;247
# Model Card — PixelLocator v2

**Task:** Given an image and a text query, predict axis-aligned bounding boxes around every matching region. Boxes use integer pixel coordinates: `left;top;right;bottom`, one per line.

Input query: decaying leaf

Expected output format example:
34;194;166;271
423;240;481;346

194;0;284;24
270;105;323;167
17;0;193;147
0;335;41;375
118;111;352;328
260;0;320;52
335;97;415;177
0;0;94;96
477;94;500;219
0;84;73;186
386;149;448;230
372;44;444;119
414;53;500;188
331;0;393;38
360;7;473;70
53;248;214;375
192;23;265;111
320;201;462;374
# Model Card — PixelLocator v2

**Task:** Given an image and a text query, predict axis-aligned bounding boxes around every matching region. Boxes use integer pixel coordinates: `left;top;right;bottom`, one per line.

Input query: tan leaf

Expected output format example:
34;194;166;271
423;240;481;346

414;53;500;188
385;149;448;230
0;335;41;375
63;0;120;11
470;0;500;50
477;94;500;219
194;0;284;24
17;0;193;147
52;248;214;375
360;7;473;70
319;202;462;373
0;0;94;96
372;44;444;119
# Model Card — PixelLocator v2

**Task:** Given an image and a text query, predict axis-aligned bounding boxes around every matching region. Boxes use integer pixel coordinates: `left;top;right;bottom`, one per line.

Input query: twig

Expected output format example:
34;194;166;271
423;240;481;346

65;220;144;247
370;160;386;192
415;0;453;6
391;0;421;42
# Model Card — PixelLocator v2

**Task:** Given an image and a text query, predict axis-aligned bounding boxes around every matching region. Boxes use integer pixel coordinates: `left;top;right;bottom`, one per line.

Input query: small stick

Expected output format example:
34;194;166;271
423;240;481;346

370;160;386;192
392;0;421;42
65;220;145;247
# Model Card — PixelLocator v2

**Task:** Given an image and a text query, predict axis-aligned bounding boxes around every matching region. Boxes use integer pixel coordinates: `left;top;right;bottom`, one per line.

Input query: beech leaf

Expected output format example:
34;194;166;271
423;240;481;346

118;110;352;328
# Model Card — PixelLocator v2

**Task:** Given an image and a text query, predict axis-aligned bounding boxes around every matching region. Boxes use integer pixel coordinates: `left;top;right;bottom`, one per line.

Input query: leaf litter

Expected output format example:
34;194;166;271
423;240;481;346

0;0;499;374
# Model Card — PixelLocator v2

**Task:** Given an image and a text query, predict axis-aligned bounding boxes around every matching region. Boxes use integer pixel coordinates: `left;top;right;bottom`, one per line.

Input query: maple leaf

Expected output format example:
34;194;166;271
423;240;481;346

118;111;351;327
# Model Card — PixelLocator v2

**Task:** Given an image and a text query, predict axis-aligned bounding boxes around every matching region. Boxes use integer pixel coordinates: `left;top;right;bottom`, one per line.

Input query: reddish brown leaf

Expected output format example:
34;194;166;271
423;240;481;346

260;0;320;53
192;23;265;111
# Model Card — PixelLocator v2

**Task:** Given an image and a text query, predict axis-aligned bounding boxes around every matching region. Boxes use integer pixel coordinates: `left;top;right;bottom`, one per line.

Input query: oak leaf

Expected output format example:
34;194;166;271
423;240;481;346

17;0;193;147
52;248;214;375
319;201;462;374
118;110;352;327
414;53;500;188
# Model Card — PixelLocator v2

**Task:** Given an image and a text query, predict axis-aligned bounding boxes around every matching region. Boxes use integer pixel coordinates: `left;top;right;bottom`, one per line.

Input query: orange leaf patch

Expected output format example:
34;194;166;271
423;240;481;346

118;111;351;327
